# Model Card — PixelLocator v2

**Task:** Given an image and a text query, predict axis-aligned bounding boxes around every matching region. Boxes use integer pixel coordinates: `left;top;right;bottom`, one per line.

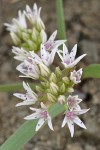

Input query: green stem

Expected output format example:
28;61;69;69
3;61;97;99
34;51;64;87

56;0;66;39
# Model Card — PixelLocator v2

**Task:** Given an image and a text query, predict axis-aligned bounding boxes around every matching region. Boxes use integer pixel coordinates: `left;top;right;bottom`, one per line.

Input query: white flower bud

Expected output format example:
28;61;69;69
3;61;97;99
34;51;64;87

39;64;50;77
10;32;21;45
40;29;47;43
50;82;59;95
47;93;56;102
49;72;57;83
36;85;44;92
60;83;66;93
27;40;37;50
55;67;62;78
62;77;69;84
37;17;45;31
32;28;39;41
58;95;66;104
22;32;30;41
67;87;74;93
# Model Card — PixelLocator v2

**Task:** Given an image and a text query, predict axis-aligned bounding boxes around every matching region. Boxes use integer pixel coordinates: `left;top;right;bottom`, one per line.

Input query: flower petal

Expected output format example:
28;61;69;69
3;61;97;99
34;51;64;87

74;116;86;129
40;30;47;43
48;47;57;65
36;118;45;131
70;54;86;67
48;116;54;131
24;112;40;120
40;44;48;60
14;93;26;100
57;51;64;62
63;44;70;62
67;120;74;138
61;116;67;128
48;30;57;42
16;100;35;107
70;44;77;61
41;102;47;110
74;109;90;115
52;40;66;49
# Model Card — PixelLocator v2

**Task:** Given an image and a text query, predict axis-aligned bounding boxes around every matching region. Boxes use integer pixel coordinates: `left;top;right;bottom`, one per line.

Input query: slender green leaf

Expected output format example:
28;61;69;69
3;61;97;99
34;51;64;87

0;83;36;92
0;103;65;150
83;64;100;78
56;0;66;39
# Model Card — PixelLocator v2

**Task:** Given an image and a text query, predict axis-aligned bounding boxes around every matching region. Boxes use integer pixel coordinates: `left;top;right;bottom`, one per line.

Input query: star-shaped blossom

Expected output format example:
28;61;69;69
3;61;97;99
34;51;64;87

42;30;66;51
57;44;86;68
30;46;56;66
70;68;83;84
24;102;54;131
67;95;82;110
16;57;40;79
12;46;30;61
61;108;89;137
14;82;38;106
4;10;27;32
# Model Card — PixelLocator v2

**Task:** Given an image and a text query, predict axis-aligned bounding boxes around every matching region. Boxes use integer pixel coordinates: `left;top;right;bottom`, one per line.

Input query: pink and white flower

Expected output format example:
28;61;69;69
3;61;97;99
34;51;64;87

70;68;83;84
30;46;56;66
14;82;38;106
12;46;30;61
42;30;66;51
67;95;82;110
16;57;40;79
61;109;89;137
24;102;54;131
57;44;86;68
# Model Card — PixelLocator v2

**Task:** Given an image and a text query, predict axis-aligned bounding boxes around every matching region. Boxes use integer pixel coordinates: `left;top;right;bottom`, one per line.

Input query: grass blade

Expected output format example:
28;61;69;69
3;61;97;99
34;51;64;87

56;0;66;39
0;83;36;92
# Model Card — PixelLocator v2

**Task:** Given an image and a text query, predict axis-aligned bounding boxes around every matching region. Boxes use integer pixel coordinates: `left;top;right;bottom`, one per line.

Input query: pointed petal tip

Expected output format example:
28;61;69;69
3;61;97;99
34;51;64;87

15;103;20;107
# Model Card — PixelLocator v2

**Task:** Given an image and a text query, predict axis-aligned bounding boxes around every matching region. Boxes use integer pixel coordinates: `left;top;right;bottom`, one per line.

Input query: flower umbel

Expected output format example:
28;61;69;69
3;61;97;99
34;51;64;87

6;3;89;137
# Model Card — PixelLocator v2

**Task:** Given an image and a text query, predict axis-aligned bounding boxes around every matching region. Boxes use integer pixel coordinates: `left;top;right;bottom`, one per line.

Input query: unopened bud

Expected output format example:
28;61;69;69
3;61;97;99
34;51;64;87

40;29;47;43
10;32;21;45
39;64;50;77
32;28;39;41
49;72;57;83
50;82;59;95
67;87;74;93
37;17;45;31
55;67;62;78
41;81;49;88
62;77;69;84
22;32;30;41
47;93;56;102
60;83;66;93
58;95;66;104
36;85;44;92
27;40;37;50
